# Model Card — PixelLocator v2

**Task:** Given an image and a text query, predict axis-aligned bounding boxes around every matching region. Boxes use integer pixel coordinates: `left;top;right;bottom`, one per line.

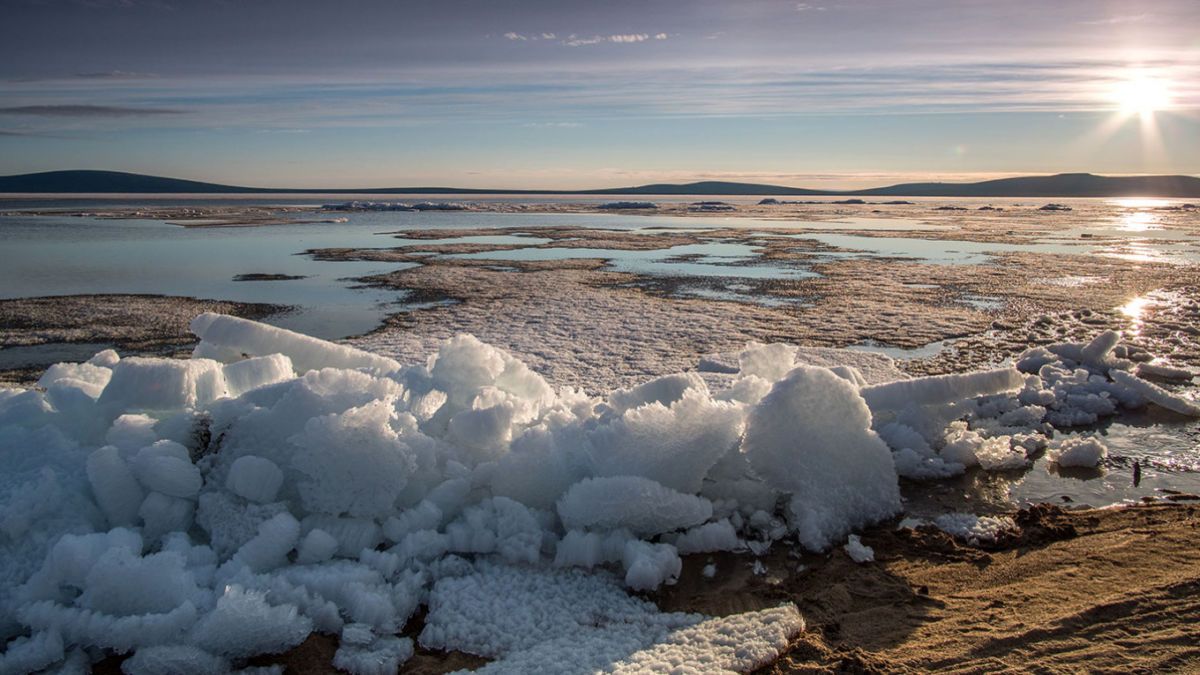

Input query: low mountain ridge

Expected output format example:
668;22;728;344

1;169;1197;197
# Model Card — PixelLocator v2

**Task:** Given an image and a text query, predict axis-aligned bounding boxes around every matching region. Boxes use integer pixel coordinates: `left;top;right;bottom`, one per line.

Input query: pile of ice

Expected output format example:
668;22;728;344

875;329;1197;480
1;315;1195;673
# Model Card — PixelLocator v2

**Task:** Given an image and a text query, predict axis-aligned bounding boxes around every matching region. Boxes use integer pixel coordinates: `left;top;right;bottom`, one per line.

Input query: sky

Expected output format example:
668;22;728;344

0;0;1198;190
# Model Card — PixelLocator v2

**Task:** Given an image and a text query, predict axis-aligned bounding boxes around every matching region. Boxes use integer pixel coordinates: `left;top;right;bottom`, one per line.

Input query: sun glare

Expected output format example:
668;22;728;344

1112;71;1172;117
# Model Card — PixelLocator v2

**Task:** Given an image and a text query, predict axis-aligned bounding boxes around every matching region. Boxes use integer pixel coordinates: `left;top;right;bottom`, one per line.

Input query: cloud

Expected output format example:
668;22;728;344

1079;14;1150;25
74;70;155;79
795;3;826;11
0;105;187;117
503;32;527;41
561;33;666;47
522;121;583;128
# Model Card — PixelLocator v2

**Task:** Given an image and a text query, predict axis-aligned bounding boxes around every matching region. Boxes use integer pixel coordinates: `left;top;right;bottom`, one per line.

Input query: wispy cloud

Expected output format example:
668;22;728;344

562;32;668;47
1080;14;1150;25
74;70;156;79
0;104;187;117
795;3;826;11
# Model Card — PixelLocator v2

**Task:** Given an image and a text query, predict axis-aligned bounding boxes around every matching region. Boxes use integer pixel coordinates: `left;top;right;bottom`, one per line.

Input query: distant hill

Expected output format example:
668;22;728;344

850;173;1200;198
1;169;1197;198
588;181;827;196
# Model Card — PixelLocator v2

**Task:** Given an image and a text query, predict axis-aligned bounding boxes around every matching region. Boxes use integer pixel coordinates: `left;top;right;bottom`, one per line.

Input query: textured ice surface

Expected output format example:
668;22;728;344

4;315;1188;672
843;535;874;563
1047;436;1108;468
744;366;901;551
557;476;713;537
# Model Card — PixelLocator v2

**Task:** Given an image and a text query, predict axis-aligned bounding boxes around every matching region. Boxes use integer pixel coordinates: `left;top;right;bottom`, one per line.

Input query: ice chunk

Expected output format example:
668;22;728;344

1081;330;1121;365
861;368;1023;411
300;516;381;558
1109;370;1200;417
105;414;159;454
291;400;416;518
743;366;901;551
490;426;589;511
121;645;227;675
610;604;804;673
664;519;740;555
1047;436;1108;468
221;354;295;398
87;446;145;527
190;586;312;659
88;349;121;368
622;540;681;591
606;373;706;414
18;599;199;653
1136;361;1196;381
382;500;443;543
935;513;1017;544
139;492;195;543
39;361;112;395
232;512;300;573
190;312;399;374
295;529;339;565
843;534;874;563
974;436;1028;471
445;497;544;565
0;629;64;674
78;548;204;616
738;343;798;382
225;455;284;504
195;492;287;559
552;529;633;569
333;635;414;675
557;477;713;537
132;445;202;499
588;388;743;494
99;357;228;412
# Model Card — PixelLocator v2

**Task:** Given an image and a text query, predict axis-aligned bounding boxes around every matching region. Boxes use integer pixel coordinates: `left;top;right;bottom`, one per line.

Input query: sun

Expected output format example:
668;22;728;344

1112;71;1172;118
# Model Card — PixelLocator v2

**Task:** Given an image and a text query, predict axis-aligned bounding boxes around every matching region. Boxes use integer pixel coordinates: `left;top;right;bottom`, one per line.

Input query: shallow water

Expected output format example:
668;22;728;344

444;242;816;280
792;232;1095;265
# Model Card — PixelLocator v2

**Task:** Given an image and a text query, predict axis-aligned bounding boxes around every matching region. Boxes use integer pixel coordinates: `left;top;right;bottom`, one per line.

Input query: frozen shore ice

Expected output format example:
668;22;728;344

1;314;1194;672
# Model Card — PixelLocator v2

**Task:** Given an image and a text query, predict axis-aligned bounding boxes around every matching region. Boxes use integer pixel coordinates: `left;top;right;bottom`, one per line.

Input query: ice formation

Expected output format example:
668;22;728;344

1046;436;1108;469
1;315;1194;672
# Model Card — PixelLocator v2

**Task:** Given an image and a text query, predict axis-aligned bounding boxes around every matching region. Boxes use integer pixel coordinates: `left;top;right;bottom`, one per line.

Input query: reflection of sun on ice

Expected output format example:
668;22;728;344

1120;295;1151;336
